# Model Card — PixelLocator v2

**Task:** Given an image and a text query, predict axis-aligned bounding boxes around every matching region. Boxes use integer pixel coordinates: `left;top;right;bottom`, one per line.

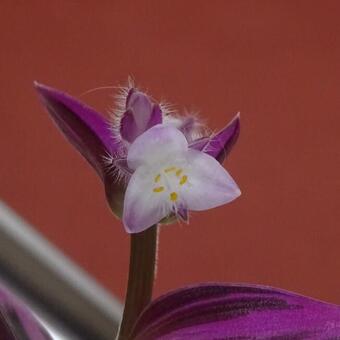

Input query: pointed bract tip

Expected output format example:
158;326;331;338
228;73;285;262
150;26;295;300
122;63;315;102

33;81;57;100
204;112;241;162
229;112;241;126
33;81;47;91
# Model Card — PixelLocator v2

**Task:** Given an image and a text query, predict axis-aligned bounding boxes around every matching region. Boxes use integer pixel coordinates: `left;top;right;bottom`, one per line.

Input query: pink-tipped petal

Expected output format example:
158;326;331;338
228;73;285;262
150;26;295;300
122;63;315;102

126;89;153;117
123;166;169;233
181;150;241;211
127;125;188;170
121;90;163;143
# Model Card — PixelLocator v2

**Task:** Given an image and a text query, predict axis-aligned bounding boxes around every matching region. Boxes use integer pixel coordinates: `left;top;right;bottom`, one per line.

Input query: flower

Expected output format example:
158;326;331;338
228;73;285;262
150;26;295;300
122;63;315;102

130;283;340;339
123;124;240;232
35;82;240;233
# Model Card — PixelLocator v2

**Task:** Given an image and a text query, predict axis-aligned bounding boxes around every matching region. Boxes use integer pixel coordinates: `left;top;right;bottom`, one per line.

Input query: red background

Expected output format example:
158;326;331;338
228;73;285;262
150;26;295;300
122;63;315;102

1;1;339;303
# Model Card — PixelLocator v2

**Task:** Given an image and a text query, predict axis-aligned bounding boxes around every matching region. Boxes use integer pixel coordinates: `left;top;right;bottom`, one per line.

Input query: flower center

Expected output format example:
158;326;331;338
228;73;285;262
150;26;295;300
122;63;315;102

152;165;188;203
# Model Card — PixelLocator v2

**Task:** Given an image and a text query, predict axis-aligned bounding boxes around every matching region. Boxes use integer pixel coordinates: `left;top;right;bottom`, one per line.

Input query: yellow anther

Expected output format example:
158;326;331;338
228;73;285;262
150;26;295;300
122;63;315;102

169;192;178;201
154;174;161;183
153;186;165;193
180;175;188;185
164;166;176;173
176;169;183;177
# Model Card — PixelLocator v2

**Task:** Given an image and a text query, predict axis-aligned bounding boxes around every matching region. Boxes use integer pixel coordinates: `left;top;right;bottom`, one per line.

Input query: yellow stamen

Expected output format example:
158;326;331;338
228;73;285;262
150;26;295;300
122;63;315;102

169;192;178;201
165;166;176;173
176;169;183;177
154;174;161;183
179;175;188;185
153;186;164;193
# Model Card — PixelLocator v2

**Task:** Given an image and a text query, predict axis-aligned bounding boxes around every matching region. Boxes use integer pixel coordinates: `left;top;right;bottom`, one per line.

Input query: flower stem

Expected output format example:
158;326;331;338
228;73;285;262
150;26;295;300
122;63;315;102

117;225;158;339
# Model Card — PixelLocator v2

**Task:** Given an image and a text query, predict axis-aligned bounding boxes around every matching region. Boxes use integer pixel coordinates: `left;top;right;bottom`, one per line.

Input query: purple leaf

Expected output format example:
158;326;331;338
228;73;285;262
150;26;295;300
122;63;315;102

34;82;118;181
0;285;51;340
131;283;340;339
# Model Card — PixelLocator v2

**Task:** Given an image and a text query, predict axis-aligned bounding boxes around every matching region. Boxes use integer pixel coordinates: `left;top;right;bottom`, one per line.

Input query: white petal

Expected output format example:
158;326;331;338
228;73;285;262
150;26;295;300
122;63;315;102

123;165;171;233
127;125;188;170
180;150;241;211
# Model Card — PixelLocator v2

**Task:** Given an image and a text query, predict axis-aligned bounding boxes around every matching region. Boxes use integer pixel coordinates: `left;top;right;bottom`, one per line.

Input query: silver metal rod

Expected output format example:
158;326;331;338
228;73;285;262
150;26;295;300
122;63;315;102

0;201;122;339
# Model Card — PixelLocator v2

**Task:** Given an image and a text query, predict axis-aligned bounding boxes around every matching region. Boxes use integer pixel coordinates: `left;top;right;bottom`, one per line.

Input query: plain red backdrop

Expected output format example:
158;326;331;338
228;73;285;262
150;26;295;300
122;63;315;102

1;1;339;304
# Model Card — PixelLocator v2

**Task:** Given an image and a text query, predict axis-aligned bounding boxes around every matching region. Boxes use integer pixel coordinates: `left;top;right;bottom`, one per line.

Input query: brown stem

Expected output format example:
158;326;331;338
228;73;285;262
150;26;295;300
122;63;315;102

117;225;158;339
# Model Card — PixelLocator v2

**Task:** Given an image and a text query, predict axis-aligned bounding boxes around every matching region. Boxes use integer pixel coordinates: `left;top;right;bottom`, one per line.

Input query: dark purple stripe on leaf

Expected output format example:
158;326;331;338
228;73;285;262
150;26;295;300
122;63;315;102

132;284;281;335
143;296;294;339
130;283;340;340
